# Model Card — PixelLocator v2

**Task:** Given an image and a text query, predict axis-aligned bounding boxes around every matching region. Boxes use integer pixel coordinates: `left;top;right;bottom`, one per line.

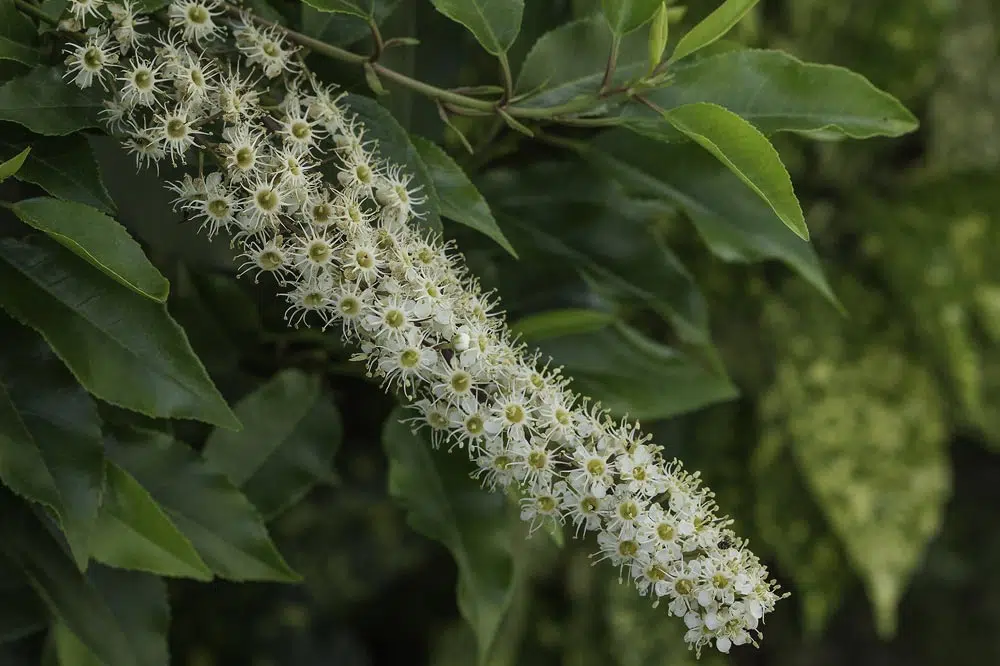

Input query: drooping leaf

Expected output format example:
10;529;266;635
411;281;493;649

8;197;169;302
412;136;517;257
601;0;662;35
510;308;617;341
341;94;442;234
0;315;105;571
0;236;239;429
515;16;647;108
0;66;103;135
51;567;169;666
429;0;524;55
204;369;342;519
532;321;737;419
106;427;300;582
89;461;213;581
667;0;760;64
0;146;28;182
383;410;522;664
622;49;918;139
589;131;835;305
0;132;117;213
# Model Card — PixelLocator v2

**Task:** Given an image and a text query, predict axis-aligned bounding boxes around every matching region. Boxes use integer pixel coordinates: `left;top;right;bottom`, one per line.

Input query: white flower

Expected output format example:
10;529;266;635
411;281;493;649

154;103;203;163
234;21;296;78
69;0;105;23
237;234;289;283
64;30;119;89
108;1;148;53
169;0;223;44
119;57;163;108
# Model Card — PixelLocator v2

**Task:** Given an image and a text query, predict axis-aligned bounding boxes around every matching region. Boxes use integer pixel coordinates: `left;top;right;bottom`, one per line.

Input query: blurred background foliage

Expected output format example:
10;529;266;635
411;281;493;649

3;0;1000;664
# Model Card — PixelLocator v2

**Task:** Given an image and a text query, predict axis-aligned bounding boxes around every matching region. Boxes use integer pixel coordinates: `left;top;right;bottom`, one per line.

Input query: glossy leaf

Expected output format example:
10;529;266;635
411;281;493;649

533;321;737;419
204;369;342;519
429;0;524;55
89;461;213;581
1;133;117;213
0;236;238;429
623;49;918;139
9;197;169;302
412;137;517;257
667;0;760;64
601;0;662;35
589;131;835;304
383;410;521;664
0;146;28;182
510;308;617;341
515;16;647;108
0;316;105;570
107;427;300;582
0;67;103;135
657;102;807;239
342;94;442;234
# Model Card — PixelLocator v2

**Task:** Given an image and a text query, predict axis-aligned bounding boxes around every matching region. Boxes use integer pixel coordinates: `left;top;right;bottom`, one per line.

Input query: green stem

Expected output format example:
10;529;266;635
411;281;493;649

13;0;59;25
498;52;513;102
600;34;621;92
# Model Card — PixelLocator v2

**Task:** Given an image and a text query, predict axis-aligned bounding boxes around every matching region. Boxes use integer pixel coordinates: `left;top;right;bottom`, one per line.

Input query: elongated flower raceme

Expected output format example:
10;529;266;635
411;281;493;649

58;0;784;654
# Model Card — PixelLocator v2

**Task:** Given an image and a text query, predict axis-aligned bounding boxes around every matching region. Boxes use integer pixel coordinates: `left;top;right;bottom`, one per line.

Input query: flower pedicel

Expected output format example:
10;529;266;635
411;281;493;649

59;0;785;653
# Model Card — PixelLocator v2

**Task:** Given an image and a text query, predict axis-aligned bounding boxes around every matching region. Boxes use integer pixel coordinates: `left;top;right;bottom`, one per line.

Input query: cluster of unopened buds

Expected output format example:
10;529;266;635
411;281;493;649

57;0;784;653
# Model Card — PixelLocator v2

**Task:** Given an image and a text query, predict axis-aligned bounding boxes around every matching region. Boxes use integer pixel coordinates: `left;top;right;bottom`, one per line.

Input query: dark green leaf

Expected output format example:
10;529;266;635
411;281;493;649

510;308;617;341
0;145;28;181
533;321;737;419
299;1;401;46
515;16;647;108
0;67;103;135
342;94;442;235
107;428;300;582
589;131;835;304
0;0;38;67
300;0;390;18
0;316;105;570
383;410;520;664
89;461;213;581
623;49;918;139
51;568;169;666
1;132;117;213
667;0;760;64
0;236;238;429
204;369;342;519
429;0;524;55
0;573;47;644
9;197;168;302
412;137;517;257
601;0;662;35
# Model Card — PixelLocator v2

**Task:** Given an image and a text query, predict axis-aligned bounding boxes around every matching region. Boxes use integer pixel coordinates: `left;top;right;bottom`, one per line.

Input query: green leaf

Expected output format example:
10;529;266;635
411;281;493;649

0;0;38;67
411;137;517;257
51;567;169;666
89;461;213;581
1;132;117;213
0;571;47;644
299;1;401;46
667;0;760;64
533;321;736;419
383;410;521;664
0;67;103;135
0;504;151;666
300;0;386;18
341;94;442;235
0;145;28;181
601;0;662;35
107;427;300;582
515;16;648;108
0;236;238;429
623;49;918;139
510;308;617;341
0;316;105;570
655;102;807;239
8;198;169;302
429;0;524;55
589;131;835;305
0;36;39;67
204;369;342;519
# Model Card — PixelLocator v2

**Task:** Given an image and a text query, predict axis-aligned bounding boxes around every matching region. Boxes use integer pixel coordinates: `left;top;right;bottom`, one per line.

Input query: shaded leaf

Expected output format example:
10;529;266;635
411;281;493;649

299;1;401;46
533;321;737;419
0;0;38;67
601;0;662;35
0;574;47;644
0;146;28;182
0;67;103;135
0;236;238;429
667;0;759;64
89;461;213;581
510;308;617;341
429;0;524;55
204;369;342;519
0;315;105;570
107;427;300;582
412;136;516;257
383;410;520;664
300;0;391;18
9;197;168;302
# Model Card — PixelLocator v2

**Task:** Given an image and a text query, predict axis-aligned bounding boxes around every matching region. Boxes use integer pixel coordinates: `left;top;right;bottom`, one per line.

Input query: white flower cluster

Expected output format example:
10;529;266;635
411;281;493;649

61;0;784;653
